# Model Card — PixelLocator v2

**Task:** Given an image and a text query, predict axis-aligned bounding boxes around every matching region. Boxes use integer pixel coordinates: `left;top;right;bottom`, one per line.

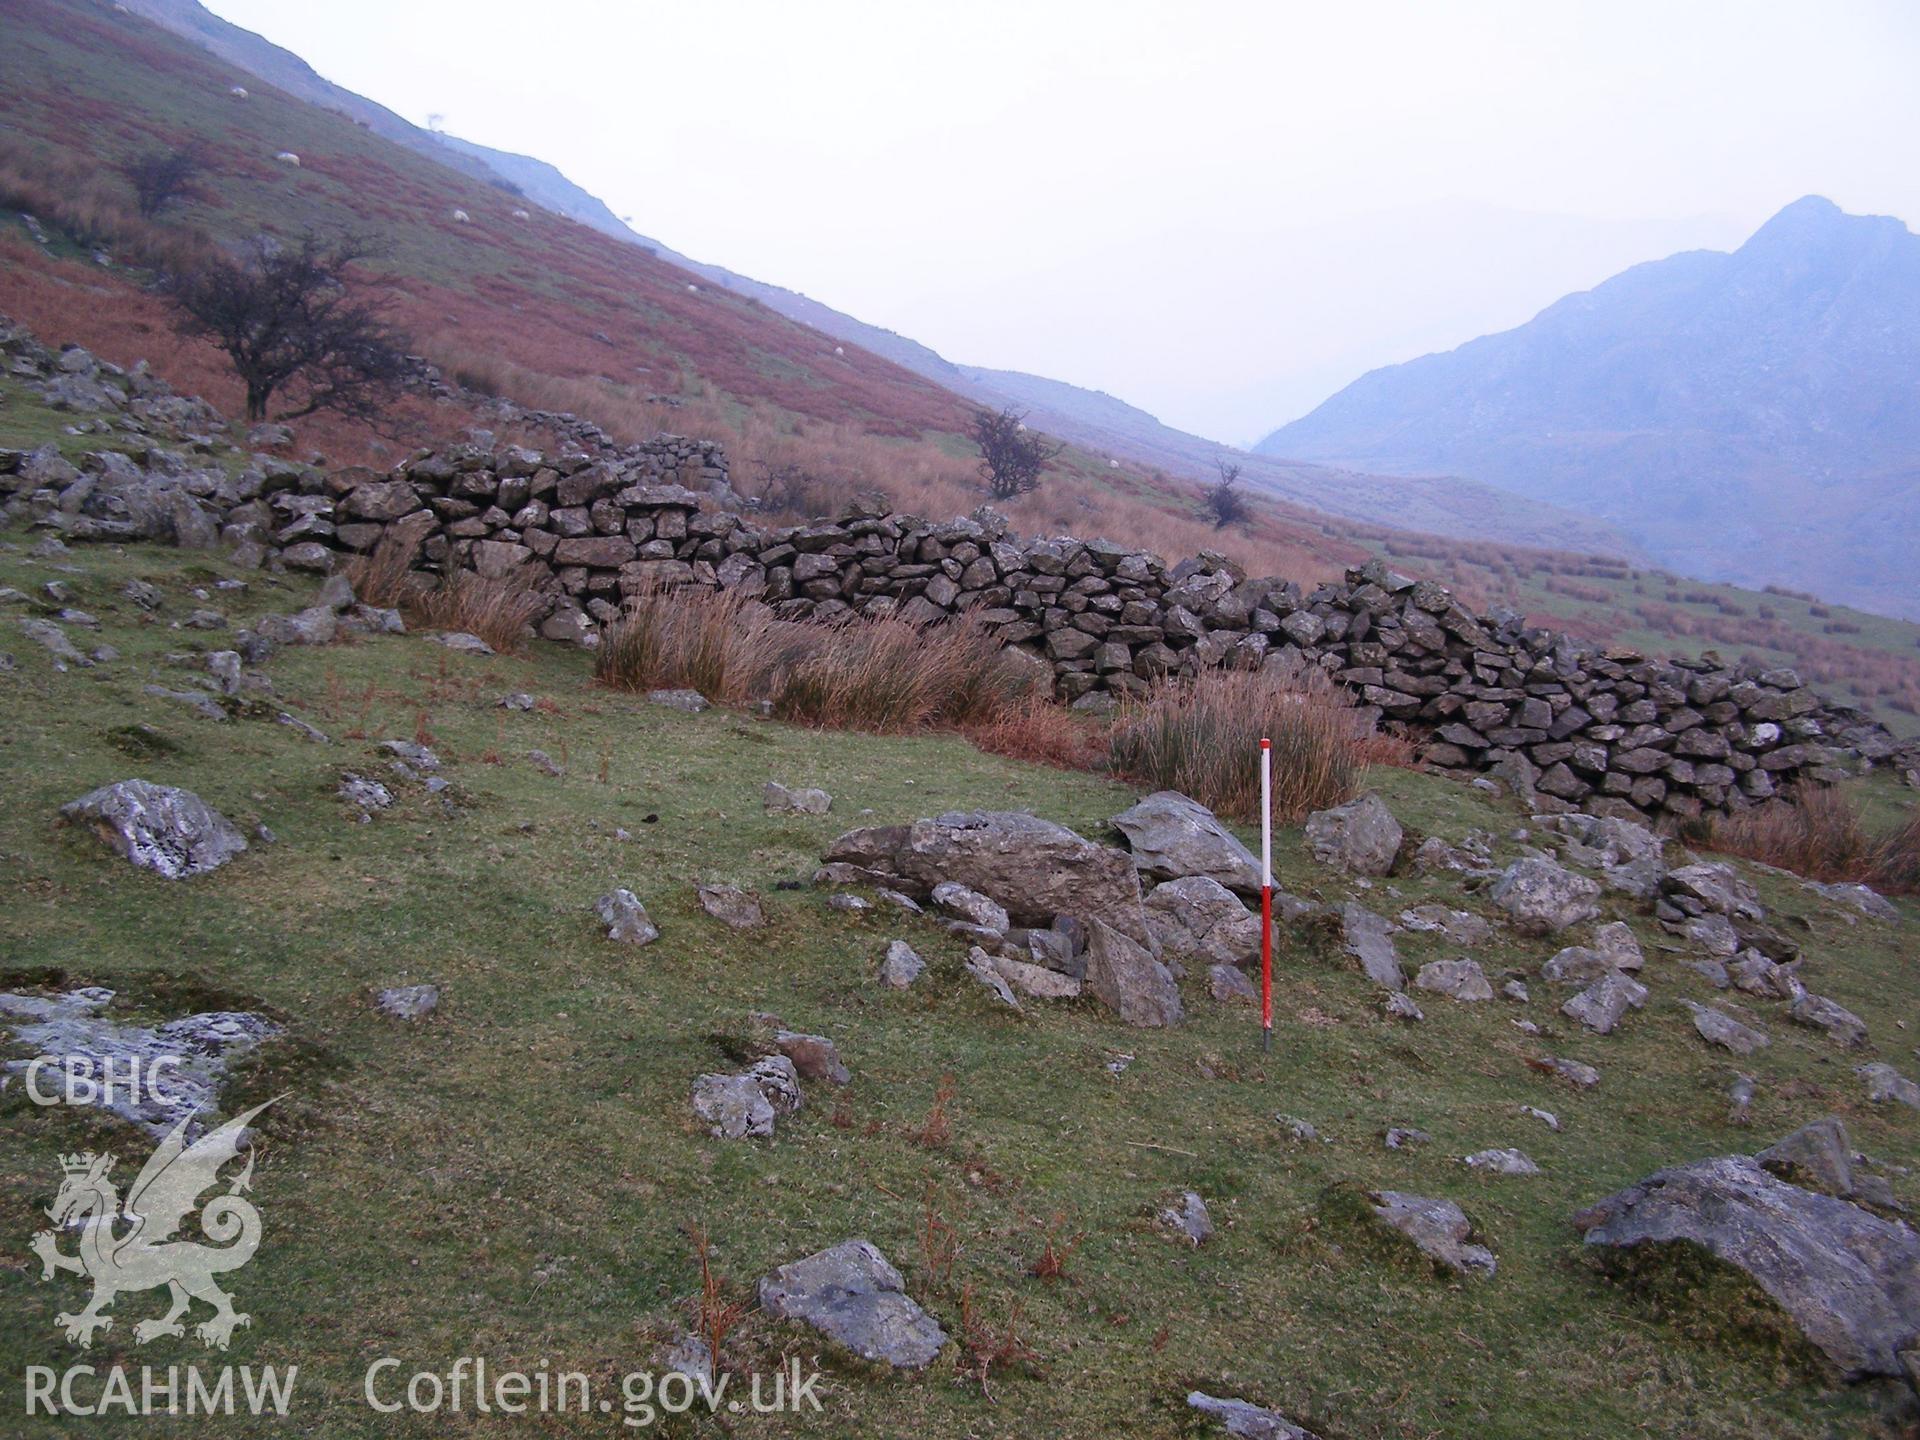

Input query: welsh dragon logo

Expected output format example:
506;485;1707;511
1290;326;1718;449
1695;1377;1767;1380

29;1099;275;1350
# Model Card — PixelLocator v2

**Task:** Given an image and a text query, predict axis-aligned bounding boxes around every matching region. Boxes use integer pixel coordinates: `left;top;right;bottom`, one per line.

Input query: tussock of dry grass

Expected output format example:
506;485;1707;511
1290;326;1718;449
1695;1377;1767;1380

1109;660;1375;822
345;537;544;654
1710;783;1919;895
594;585;1040;732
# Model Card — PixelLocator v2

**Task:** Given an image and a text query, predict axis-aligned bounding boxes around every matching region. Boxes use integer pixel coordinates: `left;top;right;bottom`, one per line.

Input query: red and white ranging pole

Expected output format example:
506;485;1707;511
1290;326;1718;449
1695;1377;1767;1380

1260;737;1273;1051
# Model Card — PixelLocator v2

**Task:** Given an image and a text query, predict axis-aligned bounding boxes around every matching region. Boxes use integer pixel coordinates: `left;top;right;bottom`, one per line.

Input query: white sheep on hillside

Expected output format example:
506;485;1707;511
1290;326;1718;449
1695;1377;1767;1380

451;209;471;223
834;346;845;356
275;151;301;166
686;283;700;293
511;208;532;221
229;85;249;98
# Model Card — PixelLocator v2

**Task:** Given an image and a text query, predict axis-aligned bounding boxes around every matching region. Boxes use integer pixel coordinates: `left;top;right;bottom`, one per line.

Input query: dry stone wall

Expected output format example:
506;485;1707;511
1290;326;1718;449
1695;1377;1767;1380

305;444;1900;826
0;307;1903;828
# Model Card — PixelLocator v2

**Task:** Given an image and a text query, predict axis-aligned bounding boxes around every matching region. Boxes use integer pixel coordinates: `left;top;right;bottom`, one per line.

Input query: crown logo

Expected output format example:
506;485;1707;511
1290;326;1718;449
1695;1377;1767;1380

57;1153;99;1176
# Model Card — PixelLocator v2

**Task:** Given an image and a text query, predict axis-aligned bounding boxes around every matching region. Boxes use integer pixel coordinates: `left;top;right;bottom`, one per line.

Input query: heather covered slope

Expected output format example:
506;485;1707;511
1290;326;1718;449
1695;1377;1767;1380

1257;198;1920;619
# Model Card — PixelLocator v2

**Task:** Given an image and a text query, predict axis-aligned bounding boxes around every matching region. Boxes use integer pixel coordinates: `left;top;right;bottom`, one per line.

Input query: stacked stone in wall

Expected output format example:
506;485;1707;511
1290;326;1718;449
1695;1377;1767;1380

287;445;1898;826
0;306;1905;827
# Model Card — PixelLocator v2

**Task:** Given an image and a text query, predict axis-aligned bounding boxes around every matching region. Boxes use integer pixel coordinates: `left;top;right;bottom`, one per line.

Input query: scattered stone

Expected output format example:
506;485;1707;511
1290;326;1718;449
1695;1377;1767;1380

1384;1127;1431;1150
828;892;872;913
1;997;278;1136
1111;790;1261;893
1788;992;1868;1048
691;1071;776;1139
1341;903;1403;990
1209;964;1258;1005
276;713;329;744
964;946;1021;1008
143;684;227;721
1574;1154;1920;1379
1146;876;1259;967
1414;957;1493;1002
878;940;925;988
1521;1105;1560;1131
595;888;659;945
931;881;1009;933
745;1054;804;1115
1756;1117;1855;1199
1561;971;1648;1035
500;692;535;710
432;631;494;655
757;1240;946;1369
1664;862;1763;920
379;739;439;770
1532;1055;1601;1089
1489;857;1602;935
527;749;563;777
1384;991;1425;1021
767;1030;849;1085
60;779;247;878
765;781;832;815
875;887;921;913
988;951;1082;1000
1084;917;1184;1027
1304;792;1403;876
1502;978;1530;1003
1186;1391;1321;1440
646;688;709;713
1590;921;1645;970
1858;1063;1920;1109
1808;881;1900;923
1396;904;1493;945
1728;1074;1757;1125
18;617;87;666
1682;1000;1769;1055
824;809;1151;944
1280;1116;1323;1143
377;984;439;1021
337;773;393;813
697;882;764;930
1463;1147;1541;1176
1366;1190;1497;1276
256;606;338;647
1159;1190;1214;1246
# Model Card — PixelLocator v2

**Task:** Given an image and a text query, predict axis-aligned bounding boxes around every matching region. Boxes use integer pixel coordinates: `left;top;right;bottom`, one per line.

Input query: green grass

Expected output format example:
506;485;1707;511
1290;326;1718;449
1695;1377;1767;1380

0;532;1916;1438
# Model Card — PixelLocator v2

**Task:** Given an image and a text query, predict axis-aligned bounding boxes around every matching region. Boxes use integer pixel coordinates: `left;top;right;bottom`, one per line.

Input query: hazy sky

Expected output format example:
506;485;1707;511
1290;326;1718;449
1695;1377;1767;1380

203;0;1920;445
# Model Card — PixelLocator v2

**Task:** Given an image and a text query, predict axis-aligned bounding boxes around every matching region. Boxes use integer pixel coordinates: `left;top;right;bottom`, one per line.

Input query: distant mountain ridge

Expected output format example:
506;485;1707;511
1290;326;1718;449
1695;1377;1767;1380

1257;197;1920;619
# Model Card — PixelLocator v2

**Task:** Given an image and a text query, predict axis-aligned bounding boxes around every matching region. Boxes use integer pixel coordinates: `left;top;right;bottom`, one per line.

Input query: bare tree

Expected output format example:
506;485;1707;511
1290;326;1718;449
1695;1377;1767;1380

118;144;206;220
164;234;418;422
970;405;1062;499
1203;458;1250;529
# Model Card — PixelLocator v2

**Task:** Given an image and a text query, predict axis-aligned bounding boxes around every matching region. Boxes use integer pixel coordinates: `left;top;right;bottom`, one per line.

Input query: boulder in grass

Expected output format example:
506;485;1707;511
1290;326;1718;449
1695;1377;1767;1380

765;781;831;816
1413;958;1493;1003
1574;1154;1920;1380
595;889;659;945
1111;791;1261;894
1303;793;1403;876
1145;876;1260;968
697;882;764;930
758;1240;947;1369
877;940;924;989
1341;903;1403;990
1683;1000;1769;1056
1561;971;1647;1035
1187;1391;1321;1440
1084;918;1183;1027
1366;1190;1496;1276
1489;857;1601;935
824;810;1151;945
61;780;247;879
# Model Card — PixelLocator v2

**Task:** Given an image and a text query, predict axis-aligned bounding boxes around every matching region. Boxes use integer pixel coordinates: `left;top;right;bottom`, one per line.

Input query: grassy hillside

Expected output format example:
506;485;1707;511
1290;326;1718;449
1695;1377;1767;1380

2;531;1916;1438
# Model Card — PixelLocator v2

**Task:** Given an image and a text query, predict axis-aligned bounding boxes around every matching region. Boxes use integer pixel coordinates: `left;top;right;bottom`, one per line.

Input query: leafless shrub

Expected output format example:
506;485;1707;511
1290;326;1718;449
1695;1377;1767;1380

970;405;1062;499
